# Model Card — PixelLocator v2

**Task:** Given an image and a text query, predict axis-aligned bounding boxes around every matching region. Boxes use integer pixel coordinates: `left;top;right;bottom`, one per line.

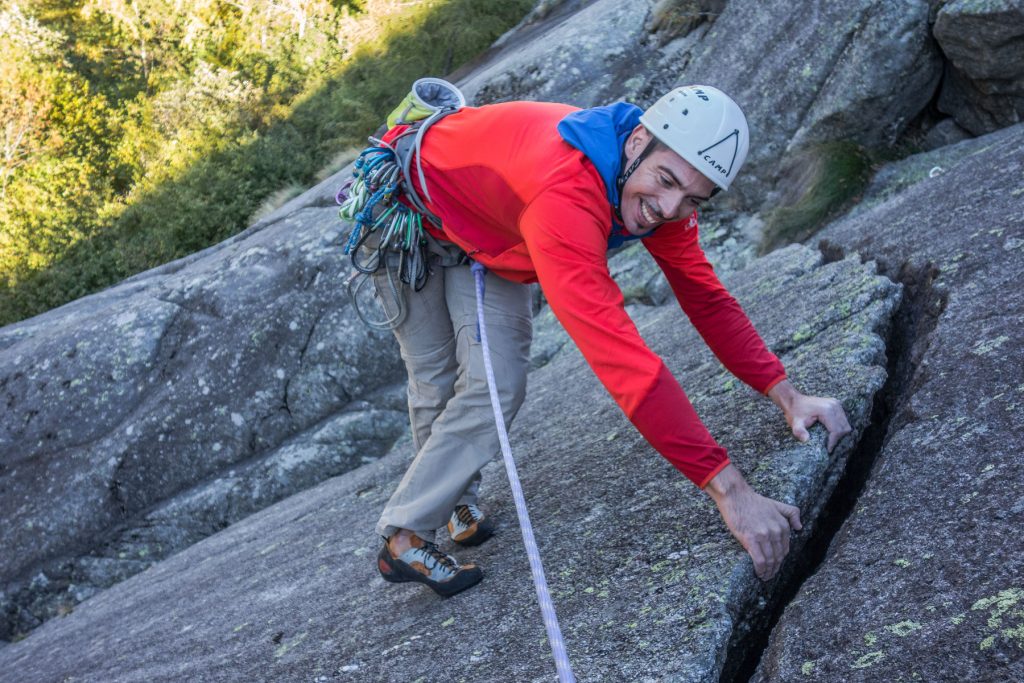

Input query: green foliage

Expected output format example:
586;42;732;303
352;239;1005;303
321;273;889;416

0;0;533;326
760;141;874;254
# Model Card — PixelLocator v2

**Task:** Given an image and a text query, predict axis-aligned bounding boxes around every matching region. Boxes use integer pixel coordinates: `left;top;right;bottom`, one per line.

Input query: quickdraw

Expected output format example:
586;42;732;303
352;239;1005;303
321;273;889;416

336;108;464;330
338;143;429;291
335;133;436;331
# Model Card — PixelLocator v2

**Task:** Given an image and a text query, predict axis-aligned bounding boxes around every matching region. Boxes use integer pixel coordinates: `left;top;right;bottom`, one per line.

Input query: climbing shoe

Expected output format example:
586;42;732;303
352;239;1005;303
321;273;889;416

447;504;495;546
377;535;483;598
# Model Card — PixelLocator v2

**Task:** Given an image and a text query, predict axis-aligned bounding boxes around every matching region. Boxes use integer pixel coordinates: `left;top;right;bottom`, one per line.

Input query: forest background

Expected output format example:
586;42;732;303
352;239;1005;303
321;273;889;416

0;0;532;326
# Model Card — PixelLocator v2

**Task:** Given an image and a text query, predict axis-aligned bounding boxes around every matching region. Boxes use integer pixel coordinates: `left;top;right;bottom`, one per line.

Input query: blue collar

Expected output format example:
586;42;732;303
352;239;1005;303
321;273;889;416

557;103;644;249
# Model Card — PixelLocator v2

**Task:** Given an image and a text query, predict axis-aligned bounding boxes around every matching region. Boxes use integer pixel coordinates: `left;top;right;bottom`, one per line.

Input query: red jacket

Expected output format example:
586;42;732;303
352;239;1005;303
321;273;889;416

384;102;786;487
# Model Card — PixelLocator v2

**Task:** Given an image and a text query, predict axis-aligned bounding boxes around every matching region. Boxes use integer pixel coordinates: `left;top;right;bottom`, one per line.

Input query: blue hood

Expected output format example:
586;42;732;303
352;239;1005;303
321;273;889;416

557;102;643;249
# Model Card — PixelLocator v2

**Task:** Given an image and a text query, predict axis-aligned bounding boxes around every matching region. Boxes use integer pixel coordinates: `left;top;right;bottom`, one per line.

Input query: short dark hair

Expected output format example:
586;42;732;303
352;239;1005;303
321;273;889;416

649;136;670;153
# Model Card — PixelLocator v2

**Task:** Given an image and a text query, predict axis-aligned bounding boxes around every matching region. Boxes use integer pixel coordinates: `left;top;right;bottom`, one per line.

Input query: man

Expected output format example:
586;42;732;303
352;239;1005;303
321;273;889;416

371;85;851;597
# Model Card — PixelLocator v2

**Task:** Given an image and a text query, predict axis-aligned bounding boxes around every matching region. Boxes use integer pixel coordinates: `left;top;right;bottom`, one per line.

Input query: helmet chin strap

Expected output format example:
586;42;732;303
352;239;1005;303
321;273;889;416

614;137;658;221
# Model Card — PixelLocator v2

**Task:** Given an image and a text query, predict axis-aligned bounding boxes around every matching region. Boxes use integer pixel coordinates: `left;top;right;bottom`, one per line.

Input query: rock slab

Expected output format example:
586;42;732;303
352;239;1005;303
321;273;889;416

0;206;407;638
0;242;899;682
755;126;1024;681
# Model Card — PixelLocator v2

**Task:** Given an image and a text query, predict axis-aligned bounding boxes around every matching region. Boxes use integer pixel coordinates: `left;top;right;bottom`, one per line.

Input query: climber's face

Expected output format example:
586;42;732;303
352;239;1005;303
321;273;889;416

620;127;717;236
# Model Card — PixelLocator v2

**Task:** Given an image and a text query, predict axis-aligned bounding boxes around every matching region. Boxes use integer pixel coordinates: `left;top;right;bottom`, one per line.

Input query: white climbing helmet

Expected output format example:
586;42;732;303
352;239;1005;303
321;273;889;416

639;85;750;191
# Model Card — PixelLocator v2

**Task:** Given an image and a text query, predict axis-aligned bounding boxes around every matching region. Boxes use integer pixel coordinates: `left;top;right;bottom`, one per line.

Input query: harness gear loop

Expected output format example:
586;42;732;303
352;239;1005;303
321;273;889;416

470;261;576;683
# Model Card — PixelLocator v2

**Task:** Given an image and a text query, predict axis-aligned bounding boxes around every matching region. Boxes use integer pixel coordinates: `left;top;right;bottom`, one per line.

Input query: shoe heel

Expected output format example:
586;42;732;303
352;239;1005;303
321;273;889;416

377;546;403;583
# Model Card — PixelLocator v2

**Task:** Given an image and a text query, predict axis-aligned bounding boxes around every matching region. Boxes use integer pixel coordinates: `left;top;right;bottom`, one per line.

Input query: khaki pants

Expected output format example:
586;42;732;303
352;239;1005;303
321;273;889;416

374;243;532;542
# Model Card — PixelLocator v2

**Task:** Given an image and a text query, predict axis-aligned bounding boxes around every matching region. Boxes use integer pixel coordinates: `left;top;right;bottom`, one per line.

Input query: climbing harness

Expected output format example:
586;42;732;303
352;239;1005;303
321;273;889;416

471;261;576;683
336;78;465;330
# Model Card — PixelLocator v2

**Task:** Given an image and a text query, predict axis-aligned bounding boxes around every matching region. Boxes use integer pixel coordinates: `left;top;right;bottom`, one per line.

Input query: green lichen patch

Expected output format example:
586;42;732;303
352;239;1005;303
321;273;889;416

851;651;885;669
274;631;308;658
970;335;1010;356
1003;623;1024;650
972;588;1023;628
885;620;923;637
791;325;814;345
971;587;1024;650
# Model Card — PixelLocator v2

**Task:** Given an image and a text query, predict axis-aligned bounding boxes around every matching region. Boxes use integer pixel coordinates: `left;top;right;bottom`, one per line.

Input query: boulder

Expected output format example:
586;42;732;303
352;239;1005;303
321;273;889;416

0;243;900;682
934;0;1024;135
678;0;941;207
754;125;1024;681
920;116;973;151
0;206;407;638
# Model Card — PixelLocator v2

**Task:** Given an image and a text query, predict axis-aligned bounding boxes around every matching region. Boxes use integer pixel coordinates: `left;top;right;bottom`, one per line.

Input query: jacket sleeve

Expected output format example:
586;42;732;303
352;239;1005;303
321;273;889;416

643;213;787;395
518;190;730;488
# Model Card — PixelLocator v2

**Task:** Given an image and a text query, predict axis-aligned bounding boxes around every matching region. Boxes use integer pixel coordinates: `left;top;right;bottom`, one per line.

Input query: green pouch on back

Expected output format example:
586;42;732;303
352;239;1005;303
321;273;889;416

386;77;466;128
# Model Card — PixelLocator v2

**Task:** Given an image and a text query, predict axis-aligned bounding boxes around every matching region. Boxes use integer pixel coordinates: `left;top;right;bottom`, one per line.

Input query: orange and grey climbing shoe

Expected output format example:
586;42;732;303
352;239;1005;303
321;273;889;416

447;504;495;546
377;535;483;598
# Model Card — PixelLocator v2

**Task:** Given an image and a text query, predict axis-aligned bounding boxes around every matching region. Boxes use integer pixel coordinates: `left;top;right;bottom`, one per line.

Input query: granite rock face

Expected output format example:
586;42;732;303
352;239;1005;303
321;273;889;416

934;0;1024;135
1;0;1019;663
258;0;954;228
755;125;1024;681
0;207;408;639
462;0;943;210
261;0;1024;239
674;0;942;206
843;122;1024;220
0;243;899;682
461;0;702;107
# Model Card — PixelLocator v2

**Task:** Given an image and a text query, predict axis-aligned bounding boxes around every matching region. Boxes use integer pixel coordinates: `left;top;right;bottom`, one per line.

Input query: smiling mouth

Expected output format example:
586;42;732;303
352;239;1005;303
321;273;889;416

639;200;659;227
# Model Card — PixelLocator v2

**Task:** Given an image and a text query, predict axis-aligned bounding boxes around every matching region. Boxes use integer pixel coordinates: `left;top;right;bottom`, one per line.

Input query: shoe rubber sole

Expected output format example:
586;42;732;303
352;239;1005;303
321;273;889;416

450;517;496;547
377;546;483;598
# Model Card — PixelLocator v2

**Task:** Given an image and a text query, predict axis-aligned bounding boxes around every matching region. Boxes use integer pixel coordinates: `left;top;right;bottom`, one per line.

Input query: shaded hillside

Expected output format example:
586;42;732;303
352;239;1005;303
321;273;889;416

0;0;532;326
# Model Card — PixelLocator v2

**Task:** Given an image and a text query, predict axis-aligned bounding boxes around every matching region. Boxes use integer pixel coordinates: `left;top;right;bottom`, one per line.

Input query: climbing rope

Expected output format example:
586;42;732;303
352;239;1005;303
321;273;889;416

470;261;576;683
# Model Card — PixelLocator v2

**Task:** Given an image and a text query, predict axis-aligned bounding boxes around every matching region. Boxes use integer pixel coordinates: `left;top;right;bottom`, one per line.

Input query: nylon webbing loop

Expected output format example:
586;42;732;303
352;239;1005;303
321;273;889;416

470;261;575;683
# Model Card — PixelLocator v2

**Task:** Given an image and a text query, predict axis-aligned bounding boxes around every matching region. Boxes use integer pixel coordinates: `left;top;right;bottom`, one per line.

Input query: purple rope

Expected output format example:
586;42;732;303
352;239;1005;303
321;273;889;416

471;261;575;683
335;178;354;205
